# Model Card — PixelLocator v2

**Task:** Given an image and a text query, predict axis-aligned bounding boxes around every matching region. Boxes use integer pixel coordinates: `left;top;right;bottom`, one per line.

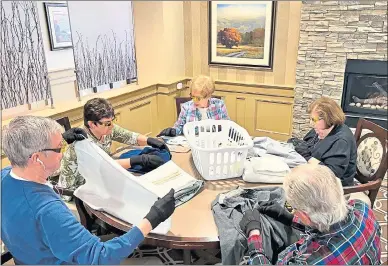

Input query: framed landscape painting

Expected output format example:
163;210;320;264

209;1;276;69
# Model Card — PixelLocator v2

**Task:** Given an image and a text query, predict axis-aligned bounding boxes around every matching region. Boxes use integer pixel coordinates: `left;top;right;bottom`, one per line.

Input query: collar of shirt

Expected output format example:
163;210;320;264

305;204;354;237
85;126;107;143
10;170;52;187
10;170;30;182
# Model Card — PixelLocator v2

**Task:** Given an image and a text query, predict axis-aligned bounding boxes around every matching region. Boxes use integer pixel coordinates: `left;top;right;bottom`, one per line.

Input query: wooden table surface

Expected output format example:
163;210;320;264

85;151;276;250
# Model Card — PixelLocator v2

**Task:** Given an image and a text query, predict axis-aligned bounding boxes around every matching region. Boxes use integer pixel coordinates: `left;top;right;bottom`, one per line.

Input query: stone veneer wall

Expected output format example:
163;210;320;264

293;1;387;138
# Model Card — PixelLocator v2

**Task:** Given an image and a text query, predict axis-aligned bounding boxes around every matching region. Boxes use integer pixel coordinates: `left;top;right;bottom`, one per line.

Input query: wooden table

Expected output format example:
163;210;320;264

84;151;272;263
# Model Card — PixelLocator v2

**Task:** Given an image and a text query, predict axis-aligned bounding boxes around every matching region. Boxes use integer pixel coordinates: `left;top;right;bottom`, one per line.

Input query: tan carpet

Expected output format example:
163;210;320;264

374;176;388;264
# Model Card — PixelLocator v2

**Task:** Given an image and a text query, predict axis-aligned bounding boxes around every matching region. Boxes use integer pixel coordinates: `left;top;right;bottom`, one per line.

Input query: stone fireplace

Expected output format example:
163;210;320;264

293;1;387;138
341;59;387;128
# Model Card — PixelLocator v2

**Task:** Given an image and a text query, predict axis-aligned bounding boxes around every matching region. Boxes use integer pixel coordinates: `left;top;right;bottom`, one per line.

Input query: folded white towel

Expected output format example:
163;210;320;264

243;154;290;184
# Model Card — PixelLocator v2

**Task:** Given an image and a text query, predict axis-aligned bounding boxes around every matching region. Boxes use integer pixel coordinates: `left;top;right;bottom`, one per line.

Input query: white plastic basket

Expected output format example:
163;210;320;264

183;119;253;180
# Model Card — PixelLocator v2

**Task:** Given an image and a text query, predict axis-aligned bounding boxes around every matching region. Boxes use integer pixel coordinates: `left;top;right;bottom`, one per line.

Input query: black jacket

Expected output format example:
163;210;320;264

303;124;357;187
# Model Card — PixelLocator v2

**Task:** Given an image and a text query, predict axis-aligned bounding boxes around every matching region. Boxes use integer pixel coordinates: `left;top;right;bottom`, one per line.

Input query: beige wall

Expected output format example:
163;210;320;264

2;2;187;119
133;1;186;86
183;1;302;86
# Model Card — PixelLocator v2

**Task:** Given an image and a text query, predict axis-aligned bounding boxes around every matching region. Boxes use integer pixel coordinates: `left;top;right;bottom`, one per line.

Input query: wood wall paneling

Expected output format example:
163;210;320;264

183;2;301;87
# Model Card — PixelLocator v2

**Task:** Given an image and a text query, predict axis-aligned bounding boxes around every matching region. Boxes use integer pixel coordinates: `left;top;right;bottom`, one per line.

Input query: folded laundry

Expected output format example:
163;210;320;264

243;154;290;183
248;137;306;168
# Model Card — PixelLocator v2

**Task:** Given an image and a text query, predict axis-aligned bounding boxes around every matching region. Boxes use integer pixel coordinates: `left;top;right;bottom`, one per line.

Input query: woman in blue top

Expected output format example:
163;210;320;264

158;75;230;136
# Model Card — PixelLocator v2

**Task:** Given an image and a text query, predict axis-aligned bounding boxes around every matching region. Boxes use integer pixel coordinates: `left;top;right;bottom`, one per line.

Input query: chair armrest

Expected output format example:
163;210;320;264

1;251;13;263
343;179;382;195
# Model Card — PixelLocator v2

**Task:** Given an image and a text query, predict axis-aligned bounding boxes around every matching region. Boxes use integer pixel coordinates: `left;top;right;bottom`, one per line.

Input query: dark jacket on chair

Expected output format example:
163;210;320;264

303;124;357;186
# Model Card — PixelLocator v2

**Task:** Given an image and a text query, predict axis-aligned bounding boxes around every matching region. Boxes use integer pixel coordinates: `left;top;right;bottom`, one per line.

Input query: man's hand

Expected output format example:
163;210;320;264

156;128;177;137
258;201;294;226
130;154;165;170
144;189;175;229
62;128;88;144
239;209;262;236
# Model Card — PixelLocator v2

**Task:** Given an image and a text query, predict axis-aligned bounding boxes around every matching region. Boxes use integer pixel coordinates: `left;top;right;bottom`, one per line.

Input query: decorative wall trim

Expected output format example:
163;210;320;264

129;100;151;111
254;129;290;136
216;89;294;99
215;80;294;90
113;92;156;109
255;99;293;105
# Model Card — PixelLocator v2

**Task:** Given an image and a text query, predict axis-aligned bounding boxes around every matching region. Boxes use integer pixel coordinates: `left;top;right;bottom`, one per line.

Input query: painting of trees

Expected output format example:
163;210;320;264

1;1;52;110
217;28;242;49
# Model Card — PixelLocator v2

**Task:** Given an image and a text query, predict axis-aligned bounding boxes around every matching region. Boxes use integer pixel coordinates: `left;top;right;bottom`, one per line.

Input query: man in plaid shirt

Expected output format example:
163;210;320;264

240;164;381;265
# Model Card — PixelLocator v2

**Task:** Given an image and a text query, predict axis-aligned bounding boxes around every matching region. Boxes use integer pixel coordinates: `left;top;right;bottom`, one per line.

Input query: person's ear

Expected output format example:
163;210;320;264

296;210;312;223
29;153;39;164
87;121;95;129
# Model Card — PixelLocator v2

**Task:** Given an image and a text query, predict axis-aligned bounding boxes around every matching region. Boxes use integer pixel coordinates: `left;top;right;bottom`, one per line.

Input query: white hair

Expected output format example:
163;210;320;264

284;164;348;232
2;116;63;167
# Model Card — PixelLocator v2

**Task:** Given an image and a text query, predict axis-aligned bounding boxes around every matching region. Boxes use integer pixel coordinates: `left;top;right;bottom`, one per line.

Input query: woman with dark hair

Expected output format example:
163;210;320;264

295;97;357;186
59;98;167;192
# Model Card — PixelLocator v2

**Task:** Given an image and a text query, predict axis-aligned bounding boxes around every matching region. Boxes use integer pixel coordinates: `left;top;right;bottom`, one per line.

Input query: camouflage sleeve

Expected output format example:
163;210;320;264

58;144;84;190
111;124;139;145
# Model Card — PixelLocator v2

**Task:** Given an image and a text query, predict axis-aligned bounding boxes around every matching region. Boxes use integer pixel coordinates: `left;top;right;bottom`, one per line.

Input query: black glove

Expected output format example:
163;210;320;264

147;137;170;153
130;154;165;170
258;201;294;226
156;128;177;137
239;209;262;236
62;128;88;144
145;189;175;229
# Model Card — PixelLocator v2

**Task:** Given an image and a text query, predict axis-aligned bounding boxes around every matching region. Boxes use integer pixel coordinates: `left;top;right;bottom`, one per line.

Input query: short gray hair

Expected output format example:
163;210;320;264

284;164;348;232
2;116;63;167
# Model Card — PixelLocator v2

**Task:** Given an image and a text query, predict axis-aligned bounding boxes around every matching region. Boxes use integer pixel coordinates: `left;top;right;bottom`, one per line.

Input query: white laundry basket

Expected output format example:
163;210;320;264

183;119;253;180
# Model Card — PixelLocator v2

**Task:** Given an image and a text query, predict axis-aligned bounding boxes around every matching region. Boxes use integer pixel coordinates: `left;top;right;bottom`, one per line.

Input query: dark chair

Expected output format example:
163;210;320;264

343;118;387;208
1;249;13;264
56;117;71;131
48;117;71;185
175;96;221;117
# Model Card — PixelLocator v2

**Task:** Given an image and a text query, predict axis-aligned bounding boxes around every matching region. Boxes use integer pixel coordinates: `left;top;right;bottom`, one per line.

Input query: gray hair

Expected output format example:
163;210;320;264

284;164;348;232
2;116;64;167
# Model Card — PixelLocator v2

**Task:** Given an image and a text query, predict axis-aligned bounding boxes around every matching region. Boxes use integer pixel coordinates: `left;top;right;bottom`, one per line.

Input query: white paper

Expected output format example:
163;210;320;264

138;161;198;197
73;140;198;235
73;140;171;234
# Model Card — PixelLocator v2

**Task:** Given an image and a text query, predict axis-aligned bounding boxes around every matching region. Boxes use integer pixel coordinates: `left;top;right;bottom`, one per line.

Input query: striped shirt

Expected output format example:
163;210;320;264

248;200;381;265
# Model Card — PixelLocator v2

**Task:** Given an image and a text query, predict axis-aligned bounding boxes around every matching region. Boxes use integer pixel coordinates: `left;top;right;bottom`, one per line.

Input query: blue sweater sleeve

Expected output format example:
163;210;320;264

37;200;144;264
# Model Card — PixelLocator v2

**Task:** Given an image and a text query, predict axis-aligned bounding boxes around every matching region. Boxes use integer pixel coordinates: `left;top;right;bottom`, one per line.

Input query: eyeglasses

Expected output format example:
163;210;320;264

310;116;322;124
29;140;67;157
189;93;205;103
95;117;116;127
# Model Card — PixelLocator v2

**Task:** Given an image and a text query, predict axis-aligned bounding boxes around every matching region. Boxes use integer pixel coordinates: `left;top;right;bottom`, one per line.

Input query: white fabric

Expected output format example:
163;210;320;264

10;170;53;188
9;171;29;182
73;140;174;234
198;107;208;120
348;192;371;207
243;154;290;184
357;136;383;177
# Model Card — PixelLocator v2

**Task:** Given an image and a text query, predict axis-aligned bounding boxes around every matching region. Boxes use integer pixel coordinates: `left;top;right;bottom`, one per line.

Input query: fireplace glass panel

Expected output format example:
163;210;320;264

343;73;387;116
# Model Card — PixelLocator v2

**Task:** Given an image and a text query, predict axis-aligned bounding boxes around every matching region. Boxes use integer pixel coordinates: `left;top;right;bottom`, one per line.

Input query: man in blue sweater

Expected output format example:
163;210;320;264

1;116;175;264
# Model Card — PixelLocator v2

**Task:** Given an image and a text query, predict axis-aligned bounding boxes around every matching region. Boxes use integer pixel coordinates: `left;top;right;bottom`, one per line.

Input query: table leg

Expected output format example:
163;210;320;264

183;249;192;265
